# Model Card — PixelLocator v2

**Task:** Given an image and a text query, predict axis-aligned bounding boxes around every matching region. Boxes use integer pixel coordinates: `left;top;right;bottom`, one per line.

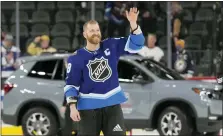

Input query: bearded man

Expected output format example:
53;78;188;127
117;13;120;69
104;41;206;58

64;7;145;136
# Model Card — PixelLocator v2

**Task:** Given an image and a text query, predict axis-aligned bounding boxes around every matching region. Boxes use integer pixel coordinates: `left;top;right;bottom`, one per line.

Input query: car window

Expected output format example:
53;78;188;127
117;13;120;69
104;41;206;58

118;60;151;82
28;60;58;80
138;59;185;80
54;59;64;80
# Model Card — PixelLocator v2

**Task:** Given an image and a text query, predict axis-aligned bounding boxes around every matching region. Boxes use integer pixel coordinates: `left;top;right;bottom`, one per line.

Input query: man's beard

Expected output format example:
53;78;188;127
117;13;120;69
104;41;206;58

87;34;101;44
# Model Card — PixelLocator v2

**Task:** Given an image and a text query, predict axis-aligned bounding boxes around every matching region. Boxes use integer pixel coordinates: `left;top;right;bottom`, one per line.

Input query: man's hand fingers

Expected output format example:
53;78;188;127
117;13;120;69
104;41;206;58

77;112;81;121
130;8;133;13
125;10;129;17
70;112;81;122
71;115;78;122
133;7;137;13
70;113;76;121
70;115;75;121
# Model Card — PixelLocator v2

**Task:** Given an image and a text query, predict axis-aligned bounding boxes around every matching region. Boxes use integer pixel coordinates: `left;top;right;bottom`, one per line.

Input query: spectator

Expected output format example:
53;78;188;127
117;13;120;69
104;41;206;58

172;39;195;78
171;2;185;53
138;34;164;62
138;2;157;36
27;35;57;56
105;2;128;37
1;34;20;72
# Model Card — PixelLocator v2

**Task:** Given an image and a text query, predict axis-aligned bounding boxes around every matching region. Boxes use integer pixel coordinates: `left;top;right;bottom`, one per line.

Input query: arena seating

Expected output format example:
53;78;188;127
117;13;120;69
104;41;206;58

1;1;222;75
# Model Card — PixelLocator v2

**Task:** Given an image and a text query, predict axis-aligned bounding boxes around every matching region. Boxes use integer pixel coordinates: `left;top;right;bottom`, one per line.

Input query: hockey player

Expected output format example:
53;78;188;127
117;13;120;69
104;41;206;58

64;7;145;136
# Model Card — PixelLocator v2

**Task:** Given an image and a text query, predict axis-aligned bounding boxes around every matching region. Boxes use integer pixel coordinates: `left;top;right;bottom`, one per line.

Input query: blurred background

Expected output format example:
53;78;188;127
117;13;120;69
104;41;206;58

1;1;223;81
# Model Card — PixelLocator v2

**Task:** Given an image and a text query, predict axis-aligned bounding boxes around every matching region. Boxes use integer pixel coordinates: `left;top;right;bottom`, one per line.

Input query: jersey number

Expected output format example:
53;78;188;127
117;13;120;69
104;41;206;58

67;63;72;73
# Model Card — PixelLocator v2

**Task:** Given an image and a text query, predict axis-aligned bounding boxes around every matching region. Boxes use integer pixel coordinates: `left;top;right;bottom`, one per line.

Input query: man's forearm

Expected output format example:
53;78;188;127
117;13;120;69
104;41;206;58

130;21;142;35
66;95;78;110
70;103;77;110
64;88;78;110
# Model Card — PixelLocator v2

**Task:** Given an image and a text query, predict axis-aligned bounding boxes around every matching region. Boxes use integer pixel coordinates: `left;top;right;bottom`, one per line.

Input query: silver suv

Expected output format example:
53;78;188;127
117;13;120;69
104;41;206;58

2;53;222;136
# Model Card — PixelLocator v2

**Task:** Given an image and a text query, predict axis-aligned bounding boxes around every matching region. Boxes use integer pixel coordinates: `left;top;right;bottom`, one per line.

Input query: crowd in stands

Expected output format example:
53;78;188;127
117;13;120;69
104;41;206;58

1;1;223;77
1;33;20;72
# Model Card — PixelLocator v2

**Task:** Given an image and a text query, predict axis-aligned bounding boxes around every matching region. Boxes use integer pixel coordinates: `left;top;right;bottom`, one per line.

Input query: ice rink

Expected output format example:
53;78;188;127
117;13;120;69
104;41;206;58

1;121;222;136
1;120;159;135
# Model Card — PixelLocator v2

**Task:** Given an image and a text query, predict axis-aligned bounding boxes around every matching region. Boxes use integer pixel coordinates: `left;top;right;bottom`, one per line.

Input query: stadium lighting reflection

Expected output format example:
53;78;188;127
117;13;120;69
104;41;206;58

31;70;36;74
38;72;46;76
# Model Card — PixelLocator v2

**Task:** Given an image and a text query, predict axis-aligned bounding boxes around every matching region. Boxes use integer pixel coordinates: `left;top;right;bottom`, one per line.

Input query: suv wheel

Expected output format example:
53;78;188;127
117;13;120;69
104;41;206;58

157;106;193;136
21;107;58;136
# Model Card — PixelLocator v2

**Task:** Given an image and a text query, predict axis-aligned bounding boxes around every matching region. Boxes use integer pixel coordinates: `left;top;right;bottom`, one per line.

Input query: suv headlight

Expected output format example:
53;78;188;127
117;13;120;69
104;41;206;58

192;88;221;100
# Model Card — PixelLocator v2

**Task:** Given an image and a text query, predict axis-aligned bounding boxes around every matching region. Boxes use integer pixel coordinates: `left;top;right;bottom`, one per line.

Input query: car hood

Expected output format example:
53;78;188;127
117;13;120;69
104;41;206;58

160;80;222;91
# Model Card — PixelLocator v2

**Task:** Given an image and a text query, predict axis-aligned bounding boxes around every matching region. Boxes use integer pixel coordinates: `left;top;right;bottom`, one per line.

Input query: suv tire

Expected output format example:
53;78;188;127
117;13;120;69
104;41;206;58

157;106;193;136
21;107;58;136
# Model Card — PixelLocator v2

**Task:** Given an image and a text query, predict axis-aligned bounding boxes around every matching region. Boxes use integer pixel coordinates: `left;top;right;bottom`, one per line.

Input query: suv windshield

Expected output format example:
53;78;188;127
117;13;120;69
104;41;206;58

137;59;185;80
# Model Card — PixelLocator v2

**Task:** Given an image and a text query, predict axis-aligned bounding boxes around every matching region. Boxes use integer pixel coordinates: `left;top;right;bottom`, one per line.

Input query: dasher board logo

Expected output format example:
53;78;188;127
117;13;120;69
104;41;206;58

87;56;112;82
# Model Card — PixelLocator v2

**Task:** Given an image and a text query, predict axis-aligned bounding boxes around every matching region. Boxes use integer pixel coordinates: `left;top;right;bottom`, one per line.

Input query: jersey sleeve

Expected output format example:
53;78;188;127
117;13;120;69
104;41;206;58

64;55;82;99
112;33;145;56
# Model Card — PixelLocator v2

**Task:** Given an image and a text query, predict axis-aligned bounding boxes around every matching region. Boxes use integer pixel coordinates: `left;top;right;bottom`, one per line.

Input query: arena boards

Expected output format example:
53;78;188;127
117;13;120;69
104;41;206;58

1;125;222;135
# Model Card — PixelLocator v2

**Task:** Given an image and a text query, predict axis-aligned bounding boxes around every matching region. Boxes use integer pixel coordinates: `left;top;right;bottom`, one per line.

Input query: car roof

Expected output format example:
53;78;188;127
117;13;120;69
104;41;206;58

19;53;150;63
120;55;145;60
18;53;71;63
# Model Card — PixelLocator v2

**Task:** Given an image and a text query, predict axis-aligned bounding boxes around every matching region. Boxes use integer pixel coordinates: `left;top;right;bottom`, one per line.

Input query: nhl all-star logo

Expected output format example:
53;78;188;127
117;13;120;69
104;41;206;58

87;56;112;82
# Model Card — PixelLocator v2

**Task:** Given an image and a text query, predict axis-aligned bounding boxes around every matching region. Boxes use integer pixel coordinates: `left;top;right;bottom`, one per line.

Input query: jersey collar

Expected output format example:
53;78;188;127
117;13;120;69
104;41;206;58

83;46;100;54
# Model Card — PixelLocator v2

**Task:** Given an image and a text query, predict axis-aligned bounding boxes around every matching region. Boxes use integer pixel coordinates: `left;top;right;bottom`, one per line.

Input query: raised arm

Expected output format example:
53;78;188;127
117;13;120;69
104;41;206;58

109;7;145;56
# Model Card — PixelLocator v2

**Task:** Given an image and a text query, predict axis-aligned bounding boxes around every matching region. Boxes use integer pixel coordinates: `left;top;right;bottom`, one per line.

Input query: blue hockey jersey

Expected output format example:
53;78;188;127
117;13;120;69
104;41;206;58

64;33;145;110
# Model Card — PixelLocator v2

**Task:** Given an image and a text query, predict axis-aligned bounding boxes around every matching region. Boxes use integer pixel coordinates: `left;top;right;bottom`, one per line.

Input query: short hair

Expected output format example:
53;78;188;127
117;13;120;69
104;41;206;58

83;20;99;31
148;33;157;38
